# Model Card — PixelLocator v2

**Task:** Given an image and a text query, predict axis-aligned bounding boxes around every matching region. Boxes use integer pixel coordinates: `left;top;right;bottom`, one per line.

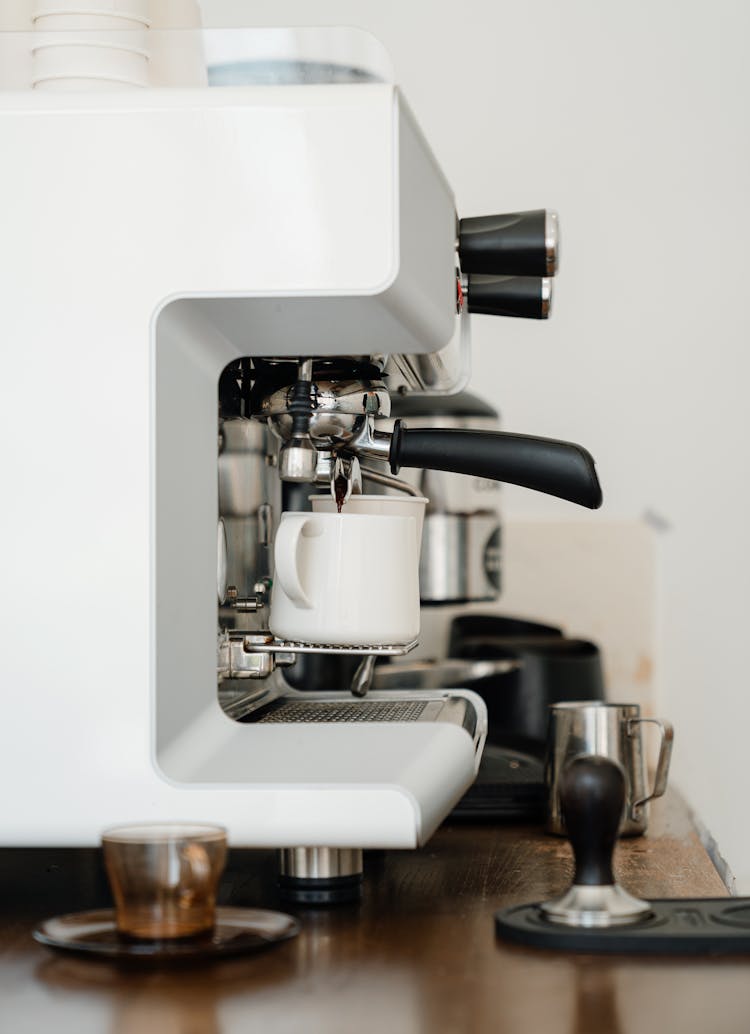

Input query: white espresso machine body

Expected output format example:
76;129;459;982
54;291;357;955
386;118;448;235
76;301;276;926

0;73;487;847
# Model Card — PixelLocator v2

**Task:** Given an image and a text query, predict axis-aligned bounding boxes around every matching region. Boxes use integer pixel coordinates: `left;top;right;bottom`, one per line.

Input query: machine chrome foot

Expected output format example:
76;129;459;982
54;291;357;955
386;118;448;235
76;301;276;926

279;847;364;905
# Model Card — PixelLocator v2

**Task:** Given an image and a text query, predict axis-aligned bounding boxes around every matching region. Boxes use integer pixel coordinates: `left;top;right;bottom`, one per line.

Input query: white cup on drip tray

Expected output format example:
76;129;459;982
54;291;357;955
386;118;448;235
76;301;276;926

269;510;421;648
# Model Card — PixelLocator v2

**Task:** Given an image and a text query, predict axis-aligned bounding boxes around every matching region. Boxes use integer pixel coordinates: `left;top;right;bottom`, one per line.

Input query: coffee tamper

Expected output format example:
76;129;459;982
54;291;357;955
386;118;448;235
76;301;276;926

498;752;750;952
541;755;652;927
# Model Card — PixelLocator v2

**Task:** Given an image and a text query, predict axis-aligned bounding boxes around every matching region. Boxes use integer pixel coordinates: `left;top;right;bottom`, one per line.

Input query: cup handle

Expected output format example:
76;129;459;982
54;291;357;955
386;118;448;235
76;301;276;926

274;515;313;609
627;717;674;817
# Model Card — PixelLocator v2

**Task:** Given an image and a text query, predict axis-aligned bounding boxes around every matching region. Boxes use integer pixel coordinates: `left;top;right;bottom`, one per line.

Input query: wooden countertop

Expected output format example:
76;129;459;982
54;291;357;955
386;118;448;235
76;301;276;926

1;792;746;1034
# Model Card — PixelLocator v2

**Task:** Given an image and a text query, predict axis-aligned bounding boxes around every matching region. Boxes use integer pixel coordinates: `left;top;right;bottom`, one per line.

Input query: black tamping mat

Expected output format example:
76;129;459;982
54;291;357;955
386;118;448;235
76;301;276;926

495;898;750;955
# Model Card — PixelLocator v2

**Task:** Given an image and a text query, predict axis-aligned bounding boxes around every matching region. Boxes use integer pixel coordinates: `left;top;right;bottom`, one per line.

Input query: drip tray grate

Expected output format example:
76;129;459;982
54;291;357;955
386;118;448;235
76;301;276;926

251;638;418;657
254;699;429;723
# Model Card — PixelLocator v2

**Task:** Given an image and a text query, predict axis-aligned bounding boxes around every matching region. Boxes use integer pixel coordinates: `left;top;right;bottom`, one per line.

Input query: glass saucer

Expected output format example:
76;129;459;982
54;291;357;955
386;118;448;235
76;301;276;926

33;907;300;962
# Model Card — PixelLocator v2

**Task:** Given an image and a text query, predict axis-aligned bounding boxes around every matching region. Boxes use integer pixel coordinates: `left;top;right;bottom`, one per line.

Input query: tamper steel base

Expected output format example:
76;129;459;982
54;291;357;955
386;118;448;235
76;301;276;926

540;883;652;928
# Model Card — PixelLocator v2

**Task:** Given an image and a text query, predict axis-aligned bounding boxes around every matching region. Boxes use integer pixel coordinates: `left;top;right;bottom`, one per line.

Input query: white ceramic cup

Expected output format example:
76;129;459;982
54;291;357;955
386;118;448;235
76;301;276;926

32;0;151;30
309;494;428;549
32;36;150;88
269;511;420;647
31;3;151;89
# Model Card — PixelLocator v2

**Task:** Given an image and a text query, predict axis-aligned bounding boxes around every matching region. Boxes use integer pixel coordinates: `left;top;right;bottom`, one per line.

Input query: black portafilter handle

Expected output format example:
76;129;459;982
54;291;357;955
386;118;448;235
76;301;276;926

388;422;603;510
559;756;626;887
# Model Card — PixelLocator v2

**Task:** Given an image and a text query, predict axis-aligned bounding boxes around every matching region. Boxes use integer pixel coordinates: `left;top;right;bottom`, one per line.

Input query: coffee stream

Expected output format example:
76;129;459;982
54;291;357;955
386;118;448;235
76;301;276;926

334;474;348;513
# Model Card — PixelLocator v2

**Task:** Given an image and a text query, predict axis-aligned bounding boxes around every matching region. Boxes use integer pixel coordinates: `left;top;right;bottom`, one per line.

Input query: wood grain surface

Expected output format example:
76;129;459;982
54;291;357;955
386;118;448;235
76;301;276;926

0;792;746;1034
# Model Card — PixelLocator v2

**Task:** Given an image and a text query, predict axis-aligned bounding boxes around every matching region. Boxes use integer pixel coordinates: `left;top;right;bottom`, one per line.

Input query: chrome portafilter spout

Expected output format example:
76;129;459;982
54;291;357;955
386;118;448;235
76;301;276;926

331;454;362;507
540;756;652;927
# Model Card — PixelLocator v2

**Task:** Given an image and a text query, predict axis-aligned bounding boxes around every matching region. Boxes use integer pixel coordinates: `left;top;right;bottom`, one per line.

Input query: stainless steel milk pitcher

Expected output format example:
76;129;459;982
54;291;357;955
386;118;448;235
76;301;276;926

545;702;674;836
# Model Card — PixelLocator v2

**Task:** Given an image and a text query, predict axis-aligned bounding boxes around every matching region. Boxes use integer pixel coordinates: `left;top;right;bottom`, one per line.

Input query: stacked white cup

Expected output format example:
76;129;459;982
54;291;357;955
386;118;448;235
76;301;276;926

31;0;152;90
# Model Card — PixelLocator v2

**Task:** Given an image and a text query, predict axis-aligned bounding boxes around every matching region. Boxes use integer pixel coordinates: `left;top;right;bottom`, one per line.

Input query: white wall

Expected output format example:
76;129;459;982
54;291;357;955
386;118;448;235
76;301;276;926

200;0;750;888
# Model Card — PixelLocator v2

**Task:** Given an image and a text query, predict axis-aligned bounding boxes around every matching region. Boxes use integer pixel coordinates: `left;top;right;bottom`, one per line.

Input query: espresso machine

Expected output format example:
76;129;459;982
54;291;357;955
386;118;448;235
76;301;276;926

0;23;601;901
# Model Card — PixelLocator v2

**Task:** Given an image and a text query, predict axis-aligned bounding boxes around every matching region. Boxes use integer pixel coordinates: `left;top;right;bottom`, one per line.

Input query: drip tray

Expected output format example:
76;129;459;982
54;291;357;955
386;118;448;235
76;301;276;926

255;699;429;723
239;692;479;736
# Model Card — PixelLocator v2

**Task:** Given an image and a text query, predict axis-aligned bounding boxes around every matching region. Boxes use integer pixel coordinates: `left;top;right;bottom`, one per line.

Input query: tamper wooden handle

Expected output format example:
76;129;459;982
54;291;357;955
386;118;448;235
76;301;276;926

540;755;651;927
559;755;625;887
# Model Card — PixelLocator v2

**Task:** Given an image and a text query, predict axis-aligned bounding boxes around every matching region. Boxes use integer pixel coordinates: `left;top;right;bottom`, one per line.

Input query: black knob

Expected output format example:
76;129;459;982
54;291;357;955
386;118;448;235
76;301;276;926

466;274;552;319
459;209;559;277
559;756;626;886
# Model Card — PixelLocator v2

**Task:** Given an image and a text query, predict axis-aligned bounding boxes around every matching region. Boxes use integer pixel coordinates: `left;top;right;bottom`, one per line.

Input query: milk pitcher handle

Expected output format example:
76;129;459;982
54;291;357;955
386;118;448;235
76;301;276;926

627;717;674;817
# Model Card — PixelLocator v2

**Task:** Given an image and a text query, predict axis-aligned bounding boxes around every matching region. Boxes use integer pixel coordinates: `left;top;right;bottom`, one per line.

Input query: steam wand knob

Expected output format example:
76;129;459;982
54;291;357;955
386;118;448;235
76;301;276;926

540;756;652;927
458;209;559;277
458;210;558;319
465;274;552;319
